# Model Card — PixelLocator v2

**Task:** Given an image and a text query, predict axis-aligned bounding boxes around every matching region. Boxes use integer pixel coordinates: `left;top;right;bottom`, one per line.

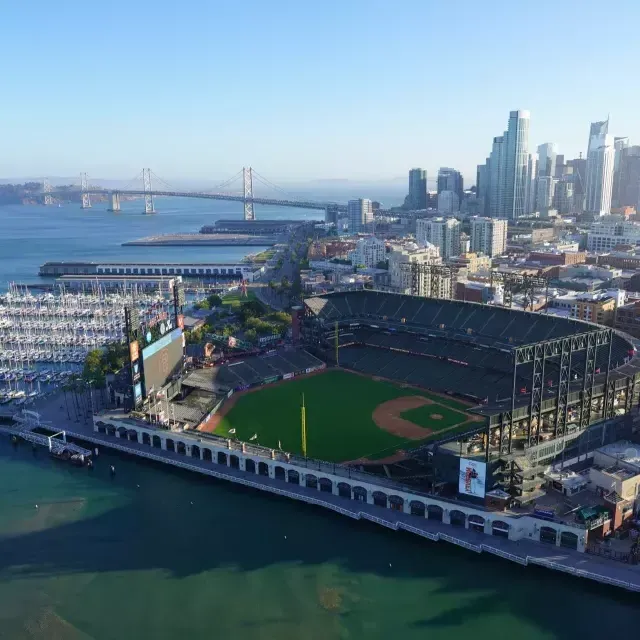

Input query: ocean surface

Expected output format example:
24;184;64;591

0;197;321;289
0;198;639;638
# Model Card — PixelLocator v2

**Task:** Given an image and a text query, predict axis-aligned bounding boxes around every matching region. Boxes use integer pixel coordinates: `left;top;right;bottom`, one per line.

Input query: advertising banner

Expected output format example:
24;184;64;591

134;382;143;406
283;373;294;380
458;458;487;498
264;376;279;385
129;340;139;363
305;367;313;374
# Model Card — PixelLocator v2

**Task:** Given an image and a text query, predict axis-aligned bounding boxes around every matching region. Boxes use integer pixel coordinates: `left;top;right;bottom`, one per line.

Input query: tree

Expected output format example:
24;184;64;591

244;328;257;342
376;260;389;270
239;299;264;322
281;276;290;289
82;349;106;386
207;294;223;308
103;342;128;374
194;299;210;311
270;311;291;325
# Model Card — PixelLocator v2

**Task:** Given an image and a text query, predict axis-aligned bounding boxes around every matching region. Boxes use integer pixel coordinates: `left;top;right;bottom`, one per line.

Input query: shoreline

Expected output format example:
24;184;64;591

5;422;639;594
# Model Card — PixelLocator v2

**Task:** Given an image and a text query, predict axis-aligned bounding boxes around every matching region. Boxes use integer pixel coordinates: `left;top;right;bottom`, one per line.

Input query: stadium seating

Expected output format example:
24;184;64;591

303;290;637;403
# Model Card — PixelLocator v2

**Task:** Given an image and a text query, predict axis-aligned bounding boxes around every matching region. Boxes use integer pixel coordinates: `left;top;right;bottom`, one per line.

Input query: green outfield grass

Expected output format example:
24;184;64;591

221;290;257;309
216;369;475;462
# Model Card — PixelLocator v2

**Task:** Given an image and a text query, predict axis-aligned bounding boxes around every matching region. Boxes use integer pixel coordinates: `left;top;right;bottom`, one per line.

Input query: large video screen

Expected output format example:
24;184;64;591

458;458;487;498
142;328;184;393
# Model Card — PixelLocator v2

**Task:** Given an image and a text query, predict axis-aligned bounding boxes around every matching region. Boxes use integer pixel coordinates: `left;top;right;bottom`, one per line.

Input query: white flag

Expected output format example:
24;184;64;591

278;440;282;449
229;428;236;434
249;433;258;441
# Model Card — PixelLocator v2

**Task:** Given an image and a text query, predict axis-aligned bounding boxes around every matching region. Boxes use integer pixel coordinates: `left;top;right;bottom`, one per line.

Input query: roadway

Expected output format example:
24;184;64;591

49;188;344;212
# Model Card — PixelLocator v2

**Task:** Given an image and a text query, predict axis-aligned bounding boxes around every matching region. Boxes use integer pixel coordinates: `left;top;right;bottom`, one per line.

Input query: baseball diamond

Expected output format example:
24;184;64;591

206;369;476;463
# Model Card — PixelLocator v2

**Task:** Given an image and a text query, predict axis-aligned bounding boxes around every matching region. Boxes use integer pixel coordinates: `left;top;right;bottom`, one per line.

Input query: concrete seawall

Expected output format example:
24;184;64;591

10;423;640;594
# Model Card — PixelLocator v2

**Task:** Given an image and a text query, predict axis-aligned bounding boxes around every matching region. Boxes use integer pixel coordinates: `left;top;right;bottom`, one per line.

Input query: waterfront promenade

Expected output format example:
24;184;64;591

13;395;640;594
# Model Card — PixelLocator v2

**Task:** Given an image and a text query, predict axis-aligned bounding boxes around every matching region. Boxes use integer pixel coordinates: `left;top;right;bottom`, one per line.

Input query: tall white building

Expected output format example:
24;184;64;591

470;217;508;258
388;242;451;299
416;217;461;259
348;199;373;233
585;134;615;216
348;236;386;268
484;110;530;219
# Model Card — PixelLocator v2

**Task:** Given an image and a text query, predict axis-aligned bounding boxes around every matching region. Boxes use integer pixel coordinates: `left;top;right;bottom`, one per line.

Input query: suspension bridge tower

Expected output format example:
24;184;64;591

43;179;53;206
243;166;255;221
142;168;155;214
80;173;92;209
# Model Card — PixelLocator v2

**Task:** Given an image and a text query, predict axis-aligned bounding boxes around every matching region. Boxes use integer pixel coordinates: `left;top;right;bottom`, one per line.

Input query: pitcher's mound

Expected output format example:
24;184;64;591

431;414;443;420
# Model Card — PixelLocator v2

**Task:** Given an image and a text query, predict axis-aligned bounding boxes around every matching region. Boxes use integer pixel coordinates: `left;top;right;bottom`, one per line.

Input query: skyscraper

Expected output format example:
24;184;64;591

437;168;464;205
587;120;609;156
616;146;640;208
348;199;373;233
437;191;460;214
488;135;505;217
525;153;538;215
408;168;427;210
503;110;530;219
612;137;630;207
585;134;615;216
535;143;558;214
476;162;490;216
483;110;530;219
567;157;587;213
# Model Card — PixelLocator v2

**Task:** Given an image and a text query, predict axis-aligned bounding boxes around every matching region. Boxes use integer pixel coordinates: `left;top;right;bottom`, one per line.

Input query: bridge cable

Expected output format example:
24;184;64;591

200;170;244;194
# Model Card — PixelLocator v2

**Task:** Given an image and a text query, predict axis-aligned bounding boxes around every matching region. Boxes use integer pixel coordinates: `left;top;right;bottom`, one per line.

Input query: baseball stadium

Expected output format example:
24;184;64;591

193;288;640;505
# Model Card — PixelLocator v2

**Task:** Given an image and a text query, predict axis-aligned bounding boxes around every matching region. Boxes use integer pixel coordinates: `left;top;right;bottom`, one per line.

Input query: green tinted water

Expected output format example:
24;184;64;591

0;437;636;640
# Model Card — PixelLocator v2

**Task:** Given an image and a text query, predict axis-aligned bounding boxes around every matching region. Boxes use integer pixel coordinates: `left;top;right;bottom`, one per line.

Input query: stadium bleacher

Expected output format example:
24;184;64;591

182;348;324;392
304;290;639;403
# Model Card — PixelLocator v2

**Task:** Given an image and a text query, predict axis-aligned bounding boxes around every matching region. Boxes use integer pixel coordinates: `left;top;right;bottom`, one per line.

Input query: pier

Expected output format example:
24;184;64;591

8;414;640;594
122;233;278;247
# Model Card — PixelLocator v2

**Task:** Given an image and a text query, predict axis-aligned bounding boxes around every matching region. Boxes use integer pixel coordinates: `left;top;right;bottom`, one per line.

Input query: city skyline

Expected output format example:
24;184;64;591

2;1;640;181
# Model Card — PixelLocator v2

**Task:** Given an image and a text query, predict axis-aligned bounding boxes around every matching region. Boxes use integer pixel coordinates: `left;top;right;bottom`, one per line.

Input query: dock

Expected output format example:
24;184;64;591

0;423;92;457
122;233;277;247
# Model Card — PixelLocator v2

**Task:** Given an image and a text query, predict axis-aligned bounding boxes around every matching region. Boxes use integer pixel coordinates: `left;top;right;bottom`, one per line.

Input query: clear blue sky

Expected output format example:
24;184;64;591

2;0;639;185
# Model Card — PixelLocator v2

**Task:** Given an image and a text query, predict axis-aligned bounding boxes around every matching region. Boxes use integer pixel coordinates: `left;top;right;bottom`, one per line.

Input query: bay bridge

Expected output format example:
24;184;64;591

43;168;352;220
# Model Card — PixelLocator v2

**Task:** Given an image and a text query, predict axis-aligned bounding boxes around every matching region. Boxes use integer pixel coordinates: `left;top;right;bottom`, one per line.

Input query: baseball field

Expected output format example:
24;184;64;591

202;369;481;463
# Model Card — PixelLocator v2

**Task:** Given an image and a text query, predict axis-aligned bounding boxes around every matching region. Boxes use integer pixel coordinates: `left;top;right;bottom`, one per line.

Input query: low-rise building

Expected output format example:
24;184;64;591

587;217;640;252
614;299;640;337
551;291;618;324
528;250;586;266
447;252;492;273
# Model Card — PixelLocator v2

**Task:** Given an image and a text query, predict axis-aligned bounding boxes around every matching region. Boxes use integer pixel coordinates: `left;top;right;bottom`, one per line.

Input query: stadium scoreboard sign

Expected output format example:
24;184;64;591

125;282;186;408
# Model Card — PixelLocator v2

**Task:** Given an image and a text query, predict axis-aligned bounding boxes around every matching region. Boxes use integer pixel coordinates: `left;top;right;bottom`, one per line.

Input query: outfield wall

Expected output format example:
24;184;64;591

199;363;326;423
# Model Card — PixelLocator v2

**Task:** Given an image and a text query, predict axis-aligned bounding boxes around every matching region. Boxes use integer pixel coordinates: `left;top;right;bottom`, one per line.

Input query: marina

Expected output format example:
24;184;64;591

0;285;174;408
